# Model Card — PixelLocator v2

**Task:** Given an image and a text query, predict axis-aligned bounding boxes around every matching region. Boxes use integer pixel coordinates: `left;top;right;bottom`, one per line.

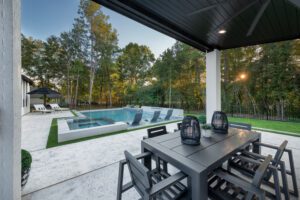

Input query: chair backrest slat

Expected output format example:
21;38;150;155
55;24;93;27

124;151;151;196
229;122;252;131
147;126;167;138
252;155;272;187
264;140;288;180
177;123;182;131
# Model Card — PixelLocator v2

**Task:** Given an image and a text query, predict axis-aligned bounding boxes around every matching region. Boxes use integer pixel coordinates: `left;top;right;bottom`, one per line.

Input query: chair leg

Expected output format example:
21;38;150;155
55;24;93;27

272;168;282;200
279;161;290;200
117;161;125;200
286;149;298;197
161;160;168;173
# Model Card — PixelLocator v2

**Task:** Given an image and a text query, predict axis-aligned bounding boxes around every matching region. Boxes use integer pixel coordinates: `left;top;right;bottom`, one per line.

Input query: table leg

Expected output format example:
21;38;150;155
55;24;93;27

188;171;208;200
141;144;152;170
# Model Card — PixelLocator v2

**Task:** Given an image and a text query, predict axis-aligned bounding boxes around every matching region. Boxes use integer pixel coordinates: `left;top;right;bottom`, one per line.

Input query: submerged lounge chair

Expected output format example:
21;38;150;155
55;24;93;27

33;104;53;114
150;110;161;123
129;109;143;126
49;104;69;112
164;109;173;120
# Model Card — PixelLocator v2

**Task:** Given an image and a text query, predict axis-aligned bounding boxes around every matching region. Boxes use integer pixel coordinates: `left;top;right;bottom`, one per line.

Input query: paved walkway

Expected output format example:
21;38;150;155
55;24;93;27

21;112;300;200
22;111;73;152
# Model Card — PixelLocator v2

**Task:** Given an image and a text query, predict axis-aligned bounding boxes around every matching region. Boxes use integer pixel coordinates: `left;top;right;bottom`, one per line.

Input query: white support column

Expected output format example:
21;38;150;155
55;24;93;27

206;49;221;123
0;0;22;200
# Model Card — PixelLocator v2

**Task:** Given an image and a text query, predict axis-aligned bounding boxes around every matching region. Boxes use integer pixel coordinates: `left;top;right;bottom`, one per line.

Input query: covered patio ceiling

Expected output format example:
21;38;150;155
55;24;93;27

94;0;300;52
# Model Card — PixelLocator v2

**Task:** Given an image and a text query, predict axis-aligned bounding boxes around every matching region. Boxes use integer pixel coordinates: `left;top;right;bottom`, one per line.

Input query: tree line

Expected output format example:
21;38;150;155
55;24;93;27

21;0;300;120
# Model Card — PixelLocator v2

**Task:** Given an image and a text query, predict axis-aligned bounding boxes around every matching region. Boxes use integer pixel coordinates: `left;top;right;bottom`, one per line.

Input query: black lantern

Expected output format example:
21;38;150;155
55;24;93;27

181;116;201;145
211;111;229;134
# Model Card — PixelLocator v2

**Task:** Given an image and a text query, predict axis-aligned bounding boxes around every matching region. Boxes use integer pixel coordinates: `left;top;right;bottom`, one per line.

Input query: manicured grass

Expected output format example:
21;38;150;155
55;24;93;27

46;118;59;148
46;118;181;148
185;113;300;136
228;117;300;135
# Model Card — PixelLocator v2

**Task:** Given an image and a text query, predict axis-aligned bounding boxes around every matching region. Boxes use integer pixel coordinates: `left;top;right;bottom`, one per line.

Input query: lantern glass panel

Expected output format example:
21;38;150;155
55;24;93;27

181;116;201;145
211;111;228;134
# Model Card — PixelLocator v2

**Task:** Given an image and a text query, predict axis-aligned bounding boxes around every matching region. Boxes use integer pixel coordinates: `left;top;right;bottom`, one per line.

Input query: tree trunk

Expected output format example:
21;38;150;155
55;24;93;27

67;63;70;106
74;70;79;109
280;99;285;121
89;68;95;105
109;84;112;108
245;86;257;116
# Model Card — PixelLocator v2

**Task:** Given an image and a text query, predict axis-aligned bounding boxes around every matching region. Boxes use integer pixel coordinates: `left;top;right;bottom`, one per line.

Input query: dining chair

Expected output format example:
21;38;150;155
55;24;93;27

209;155;273;200
117;151;187;200
144;126;169;173
229;122;252;131
173;123;182;132
228;140;298;199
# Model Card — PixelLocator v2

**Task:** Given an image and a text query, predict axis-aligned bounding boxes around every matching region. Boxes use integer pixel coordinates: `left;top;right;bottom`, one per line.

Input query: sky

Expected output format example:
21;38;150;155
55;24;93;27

21;0;176;58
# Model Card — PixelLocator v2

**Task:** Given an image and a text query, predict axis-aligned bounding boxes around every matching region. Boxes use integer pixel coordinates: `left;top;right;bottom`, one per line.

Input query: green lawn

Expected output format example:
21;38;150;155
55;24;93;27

46;118;181;148
186;113;300;136
228;117;300;135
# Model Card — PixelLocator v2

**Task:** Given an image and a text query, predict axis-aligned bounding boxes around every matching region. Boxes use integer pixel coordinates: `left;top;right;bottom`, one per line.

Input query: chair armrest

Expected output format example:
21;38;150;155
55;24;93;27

119;152;152;165
242;150;283;165
214;169;265;196
237;155;264;165
149;172;186;196
253;142;281;150
236;155;278;173
242;151;267;160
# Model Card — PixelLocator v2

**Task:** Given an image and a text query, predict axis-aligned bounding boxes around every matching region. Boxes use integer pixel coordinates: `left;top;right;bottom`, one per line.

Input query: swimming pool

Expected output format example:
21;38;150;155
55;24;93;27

81;108;159;124
57;107;184;142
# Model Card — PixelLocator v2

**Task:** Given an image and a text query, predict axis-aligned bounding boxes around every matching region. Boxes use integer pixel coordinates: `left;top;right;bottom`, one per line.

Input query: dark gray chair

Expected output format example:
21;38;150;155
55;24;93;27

209;155;273;200
174;123;182;132
229;122;252;130
130;109;143;126
164;109;173;120
228;140;298;199
117;151;187;200
144;126;168;172
177;123;182;130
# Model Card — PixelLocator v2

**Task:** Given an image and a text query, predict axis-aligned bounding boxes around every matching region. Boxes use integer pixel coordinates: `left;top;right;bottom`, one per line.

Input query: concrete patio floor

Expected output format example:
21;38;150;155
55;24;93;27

21;112;300;200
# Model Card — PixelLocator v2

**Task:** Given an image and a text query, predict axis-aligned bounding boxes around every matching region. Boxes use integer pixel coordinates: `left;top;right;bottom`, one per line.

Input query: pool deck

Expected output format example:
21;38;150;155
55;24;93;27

21;111;300;200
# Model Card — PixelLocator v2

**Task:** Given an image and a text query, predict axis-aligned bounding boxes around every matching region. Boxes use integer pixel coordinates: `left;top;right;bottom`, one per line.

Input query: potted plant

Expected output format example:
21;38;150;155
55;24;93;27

201;124;212;138
198;115;206;124
21;149;32;189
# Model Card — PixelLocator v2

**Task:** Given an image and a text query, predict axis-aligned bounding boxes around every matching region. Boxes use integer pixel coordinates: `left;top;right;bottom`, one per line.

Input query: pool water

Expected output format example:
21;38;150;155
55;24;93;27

82;108;139;123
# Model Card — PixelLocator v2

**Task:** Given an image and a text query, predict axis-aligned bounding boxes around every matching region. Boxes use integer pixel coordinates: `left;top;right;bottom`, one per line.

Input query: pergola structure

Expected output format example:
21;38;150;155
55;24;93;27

0;0;299;199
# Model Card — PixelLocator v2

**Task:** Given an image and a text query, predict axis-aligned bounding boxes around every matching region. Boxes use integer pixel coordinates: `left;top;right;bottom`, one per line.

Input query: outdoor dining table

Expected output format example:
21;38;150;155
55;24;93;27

141;128;261;200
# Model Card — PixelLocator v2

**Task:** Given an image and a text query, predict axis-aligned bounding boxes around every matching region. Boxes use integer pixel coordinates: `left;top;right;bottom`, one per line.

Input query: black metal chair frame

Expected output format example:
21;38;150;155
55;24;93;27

228;141;298;199
143;126;169;173
117;151;187;200
229;122;252;131
251;142;298;197
209;155;273;200
174;123;182;132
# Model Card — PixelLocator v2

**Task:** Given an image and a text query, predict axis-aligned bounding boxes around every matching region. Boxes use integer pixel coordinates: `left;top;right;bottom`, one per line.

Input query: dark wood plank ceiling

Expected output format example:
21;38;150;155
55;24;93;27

93;0;300;52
